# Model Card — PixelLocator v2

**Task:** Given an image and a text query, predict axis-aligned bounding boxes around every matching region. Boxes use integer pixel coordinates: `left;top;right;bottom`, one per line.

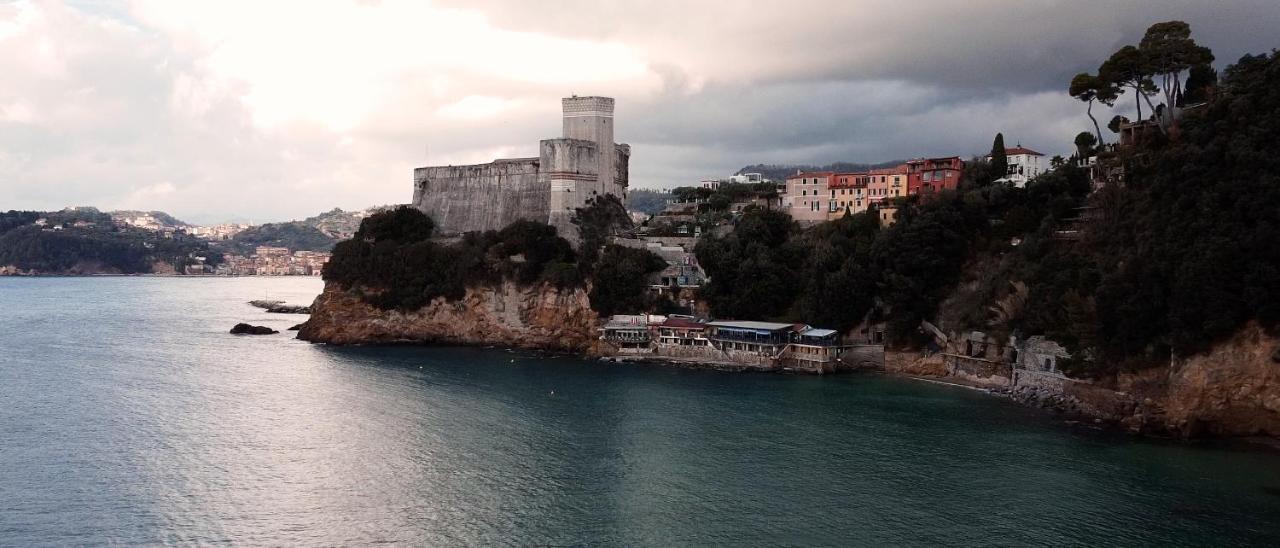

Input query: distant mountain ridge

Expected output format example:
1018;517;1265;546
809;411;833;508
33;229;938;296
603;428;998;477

737;161;905;182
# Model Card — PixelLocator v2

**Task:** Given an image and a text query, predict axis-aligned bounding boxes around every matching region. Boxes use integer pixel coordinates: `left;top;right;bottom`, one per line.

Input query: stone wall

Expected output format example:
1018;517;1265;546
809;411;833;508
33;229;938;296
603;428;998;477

944;353;1013;388
412;158;547;235
651;343;777;370
838;345;886;370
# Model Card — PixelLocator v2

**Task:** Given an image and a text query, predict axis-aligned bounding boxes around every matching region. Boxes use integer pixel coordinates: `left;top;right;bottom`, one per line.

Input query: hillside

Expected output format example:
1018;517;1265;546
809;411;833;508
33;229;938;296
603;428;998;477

220;222;339;255
108;210;190;227
301;206;396;239
0;210;220;275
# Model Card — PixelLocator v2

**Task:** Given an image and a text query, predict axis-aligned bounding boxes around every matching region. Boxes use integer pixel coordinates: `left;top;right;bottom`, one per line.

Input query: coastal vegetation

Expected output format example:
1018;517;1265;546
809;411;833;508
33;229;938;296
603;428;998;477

323;198;666;315
695;164;1091;339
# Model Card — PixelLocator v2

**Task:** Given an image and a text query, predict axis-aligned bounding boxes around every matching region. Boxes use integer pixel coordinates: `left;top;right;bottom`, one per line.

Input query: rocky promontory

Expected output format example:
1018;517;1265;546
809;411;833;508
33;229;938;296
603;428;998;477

298;281;607;354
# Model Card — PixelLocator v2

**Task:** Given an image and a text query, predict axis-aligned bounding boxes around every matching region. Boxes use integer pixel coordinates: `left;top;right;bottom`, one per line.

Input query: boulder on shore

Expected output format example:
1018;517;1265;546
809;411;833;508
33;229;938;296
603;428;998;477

230;323;278;335
288;323;304;331
248;299;310;314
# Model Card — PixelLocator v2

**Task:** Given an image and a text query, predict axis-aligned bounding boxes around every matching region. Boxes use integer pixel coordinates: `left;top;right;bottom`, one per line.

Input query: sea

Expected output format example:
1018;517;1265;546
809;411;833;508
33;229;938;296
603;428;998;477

2;276;1279;546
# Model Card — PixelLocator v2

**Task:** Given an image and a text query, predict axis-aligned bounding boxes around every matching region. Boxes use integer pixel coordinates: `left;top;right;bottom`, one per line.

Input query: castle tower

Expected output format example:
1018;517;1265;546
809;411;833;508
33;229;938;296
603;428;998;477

561;96;616;197
545;96;628;242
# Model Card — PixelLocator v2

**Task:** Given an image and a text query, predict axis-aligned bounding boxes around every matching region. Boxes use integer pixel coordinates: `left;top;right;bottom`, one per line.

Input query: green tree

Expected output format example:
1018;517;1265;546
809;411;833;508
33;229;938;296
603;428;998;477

1100;45;1158;122
1070;72;1119;144
989;133;1008;180
1073;131;1098;158
588;245;667;316
1107;115;1127;135
1139;20;1214;127
1181;63;1217;105
571;194;632;268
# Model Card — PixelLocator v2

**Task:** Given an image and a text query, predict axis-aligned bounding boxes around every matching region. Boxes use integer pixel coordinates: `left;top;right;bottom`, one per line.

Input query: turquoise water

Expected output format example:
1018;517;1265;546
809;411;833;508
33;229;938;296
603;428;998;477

2;277;1279;546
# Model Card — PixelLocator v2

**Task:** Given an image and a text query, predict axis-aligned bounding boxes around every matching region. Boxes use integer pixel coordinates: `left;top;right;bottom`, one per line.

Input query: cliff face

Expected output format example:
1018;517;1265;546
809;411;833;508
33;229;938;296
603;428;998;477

298;281;605;354
1125;323;1280;438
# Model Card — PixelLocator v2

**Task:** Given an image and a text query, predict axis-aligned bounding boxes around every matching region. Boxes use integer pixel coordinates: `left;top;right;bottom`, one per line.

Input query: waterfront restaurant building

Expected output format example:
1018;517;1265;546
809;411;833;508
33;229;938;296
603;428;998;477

705;321;796;353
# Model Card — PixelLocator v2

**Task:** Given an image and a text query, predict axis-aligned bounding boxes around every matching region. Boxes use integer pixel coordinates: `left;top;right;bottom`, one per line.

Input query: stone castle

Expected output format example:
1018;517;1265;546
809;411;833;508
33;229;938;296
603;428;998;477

412;96;630;239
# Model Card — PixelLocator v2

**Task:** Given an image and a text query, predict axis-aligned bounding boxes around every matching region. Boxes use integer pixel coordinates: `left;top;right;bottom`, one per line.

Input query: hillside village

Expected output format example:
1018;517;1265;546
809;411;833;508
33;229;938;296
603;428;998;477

0;206;390;276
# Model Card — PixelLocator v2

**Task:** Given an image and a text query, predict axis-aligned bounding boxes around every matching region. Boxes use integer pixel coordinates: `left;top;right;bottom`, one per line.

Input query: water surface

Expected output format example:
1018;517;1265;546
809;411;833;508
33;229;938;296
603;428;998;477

2;277;1279;545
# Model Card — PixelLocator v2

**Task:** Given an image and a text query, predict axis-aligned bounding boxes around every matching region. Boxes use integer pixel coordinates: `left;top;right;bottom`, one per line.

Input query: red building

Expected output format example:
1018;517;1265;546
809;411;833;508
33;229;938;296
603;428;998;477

906;157;964;196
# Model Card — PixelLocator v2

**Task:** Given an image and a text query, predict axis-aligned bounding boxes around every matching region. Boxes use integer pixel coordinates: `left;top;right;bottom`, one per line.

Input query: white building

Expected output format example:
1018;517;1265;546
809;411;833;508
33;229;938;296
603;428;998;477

990;146;1046;188
700;172;768;190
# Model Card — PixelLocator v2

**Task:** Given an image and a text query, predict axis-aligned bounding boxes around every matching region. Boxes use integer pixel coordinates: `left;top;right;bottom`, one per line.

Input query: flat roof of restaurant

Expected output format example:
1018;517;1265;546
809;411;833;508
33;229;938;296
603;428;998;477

662;317;707;329
706;320;796;331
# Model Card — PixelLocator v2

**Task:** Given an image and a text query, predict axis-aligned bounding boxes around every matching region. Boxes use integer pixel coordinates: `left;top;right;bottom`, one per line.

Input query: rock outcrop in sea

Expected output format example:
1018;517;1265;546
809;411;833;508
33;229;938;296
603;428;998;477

230;323;279;335
298;281;606;354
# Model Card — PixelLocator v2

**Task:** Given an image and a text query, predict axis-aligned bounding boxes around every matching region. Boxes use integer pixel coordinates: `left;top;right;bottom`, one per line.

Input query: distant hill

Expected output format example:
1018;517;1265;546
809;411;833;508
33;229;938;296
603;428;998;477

108;210;190;227
737;161;905;182
301;206;397;240
0;209;219;275
220;222;339;255
626;190;669;215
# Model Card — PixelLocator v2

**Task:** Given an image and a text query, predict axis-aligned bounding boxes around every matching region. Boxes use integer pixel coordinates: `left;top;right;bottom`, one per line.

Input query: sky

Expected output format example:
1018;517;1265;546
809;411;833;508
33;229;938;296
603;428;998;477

2;0;1278;224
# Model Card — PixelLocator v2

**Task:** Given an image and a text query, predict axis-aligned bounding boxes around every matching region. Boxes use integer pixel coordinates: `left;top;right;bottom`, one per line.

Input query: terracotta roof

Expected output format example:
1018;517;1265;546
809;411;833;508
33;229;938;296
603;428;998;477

869;164;908;176
786;171;834;180
1005;147;1044;156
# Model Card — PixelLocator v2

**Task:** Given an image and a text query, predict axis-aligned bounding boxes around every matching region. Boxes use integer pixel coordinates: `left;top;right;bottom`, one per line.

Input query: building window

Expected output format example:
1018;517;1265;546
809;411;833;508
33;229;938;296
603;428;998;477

922;172;932;182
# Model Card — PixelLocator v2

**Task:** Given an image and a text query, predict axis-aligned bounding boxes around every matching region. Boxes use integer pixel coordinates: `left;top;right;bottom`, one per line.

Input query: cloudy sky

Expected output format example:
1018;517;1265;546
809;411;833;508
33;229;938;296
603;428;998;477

2;0;1278;223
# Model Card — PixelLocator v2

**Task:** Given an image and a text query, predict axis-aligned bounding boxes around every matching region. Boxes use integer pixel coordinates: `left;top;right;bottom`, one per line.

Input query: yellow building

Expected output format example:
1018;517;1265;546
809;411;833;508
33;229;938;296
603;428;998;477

826;172;871;220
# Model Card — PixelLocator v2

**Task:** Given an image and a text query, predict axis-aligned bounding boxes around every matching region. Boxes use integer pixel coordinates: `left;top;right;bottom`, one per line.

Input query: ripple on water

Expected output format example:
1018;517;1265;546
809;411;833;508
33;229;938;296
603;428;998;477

1;276;1279;545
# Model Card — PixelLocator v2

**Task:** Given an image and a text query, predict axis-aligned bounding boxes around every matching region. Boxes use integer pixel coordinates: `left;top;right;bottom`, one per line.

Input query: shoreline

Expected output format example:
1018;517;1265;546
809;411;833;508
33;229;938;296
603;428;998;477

302;336;1280;449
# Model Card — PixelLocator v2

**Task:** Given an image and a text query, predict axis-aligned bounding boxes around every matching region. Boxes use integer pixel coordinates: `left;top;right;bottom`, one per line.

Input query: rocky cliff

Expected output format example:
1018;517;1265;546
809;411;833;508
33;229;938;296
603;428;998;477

1115;323;1280;438
999;324;1280;439
298;281;606;354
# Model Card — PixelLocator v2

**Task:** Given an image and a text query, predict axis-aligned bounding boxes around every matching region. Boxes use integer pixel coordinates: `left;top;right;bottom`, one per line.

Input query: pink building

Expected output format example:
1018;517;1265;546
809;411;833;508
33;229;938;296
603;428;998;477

784;172;834;224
